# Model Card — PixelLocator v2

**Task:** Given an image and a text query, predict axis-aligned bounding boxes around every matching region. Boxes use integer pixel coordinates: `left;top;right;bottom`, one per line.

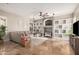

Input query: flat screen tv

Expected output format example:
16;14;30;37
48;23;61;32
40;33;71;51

73;21;79;36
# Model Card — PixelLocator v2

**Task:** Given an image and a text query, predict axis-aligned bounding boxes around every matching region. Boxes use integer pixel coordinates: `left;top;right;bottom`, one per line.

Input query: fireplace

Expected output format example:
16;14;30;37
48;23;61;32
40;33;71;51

44;27;52;37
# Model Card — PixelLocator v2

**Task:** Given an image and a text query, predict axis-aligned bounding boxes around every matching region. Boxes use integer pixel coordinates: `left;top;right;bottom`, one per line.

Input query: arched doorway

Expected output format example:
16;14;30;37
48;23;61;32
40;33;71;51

45;20;52;26
44;19;52;38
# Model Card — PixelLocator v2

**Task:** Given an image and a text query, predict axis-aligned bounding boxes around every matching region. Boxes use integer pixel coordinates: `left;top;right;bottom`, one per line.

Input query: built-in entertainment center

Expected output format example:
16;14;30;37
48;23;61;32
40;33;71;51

70;21;79;55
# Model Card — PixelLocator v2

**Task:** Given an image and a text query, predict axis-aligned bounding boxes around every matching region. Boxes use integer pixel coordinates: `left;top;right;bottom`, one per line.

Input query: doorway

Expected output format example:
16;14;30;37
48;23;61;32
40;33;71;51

44;20;52;38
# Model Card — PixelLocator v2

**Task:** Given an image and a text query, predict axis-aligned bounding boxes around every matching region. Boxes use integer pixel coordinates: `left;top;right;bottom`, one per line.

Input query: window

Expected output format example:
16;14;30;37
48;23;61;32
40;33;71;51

0;18;6;26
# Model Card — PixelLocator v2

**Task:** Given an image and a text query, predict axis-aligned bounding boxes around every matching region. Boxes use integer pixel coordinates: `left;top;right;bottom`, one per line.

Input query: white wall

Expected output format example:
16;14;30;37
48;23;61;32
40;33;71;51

0;10;29;32
73;5;79;23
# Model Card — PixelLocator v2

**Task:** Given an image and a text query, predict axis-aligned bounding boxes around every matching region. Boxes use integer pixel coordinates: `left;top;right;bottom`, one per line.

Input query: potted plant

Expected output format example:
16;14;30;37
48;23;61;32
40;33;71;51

0;25;6;44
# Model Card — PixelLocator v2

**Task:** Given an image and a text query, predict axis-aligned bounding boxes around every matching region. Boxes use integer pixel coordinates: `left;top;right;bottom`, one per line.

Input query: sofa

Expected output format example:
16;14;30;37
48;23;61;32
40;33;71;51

9;31;27;44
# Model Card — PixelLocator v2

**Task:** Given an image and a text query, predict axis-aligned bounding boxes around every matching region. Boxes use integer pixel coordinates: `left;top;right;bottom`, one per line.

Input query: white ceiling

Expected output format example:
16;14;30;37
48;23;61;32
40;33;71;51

0;3;78;19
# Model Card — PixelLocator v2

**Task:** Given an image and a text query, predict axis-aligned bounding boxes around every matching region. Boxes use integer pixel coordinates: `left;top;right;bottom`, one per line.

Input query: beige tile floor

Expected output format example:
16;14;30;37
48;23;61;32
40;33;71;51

0;40;74;55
